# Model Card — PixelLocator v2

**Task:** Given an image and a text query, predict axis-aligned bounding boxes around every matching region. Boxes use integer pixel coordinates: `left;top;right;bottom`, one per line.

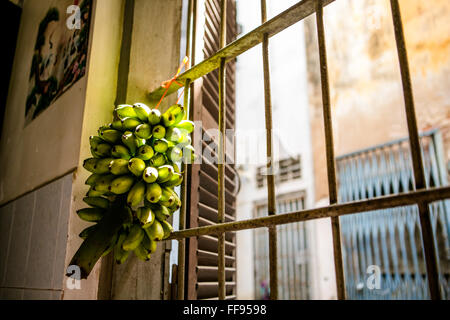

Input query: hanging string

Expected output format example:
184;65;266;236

155;56;189;109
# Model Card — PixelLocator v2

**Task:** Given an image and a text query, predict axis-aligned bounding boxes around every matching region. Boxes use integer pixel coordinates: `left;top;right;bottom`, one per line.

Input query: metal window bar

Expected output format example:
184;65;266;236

217;0;227;301
254;196;311;300
148;0;447;300
316;0;346;299
177;0;195;300
260;0;278;301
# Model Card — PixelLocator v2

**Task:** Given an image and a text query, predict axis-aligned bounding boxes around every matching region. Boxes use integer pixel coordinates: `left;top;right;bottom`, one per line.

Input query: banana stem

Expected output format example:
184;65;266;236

68;196;128;279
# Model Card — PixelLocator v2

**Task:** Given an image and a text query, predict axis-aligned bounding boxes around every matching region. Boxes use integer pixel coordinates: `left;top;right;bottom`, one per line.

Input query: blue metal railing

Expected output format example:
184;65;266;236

337;129;449;300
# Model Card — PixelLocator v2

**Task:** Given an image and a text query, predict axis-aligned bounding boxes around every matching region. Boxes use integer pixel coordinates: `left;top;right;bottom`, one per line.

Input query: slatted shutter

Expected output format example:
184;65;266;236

185;0;238;300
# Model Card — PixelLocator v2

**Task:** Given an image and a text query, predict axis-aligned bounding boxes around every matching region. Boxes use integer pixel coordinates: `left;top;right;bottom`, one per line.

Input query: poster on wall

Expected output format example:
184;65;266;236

25;0;92;124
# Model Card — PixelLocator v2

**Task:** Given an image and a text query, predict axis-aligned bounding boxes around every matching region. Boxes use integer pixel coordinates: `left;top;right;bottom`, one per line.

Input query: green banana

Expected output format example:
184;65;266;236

165;127;182;143
93;158;114;174
141;233;157;255
159;187;176;203
127;181;146;207
77;208;105;222
152;125;166;139
182;145;196;164
156;165;174;183
121;131;137;155
93;174;115;193
171;104;186;125
178;133;191;146
111;120;124;131
171;191;181;208
143;166;158;183
159;199;174;208
98;124;111;136
176;120;195;134
111;145;131;160
134;243;150;261
79;225;97;240
134;123;152;139
145;219;164;241
138;206;155;228
168;202;181;214
154;205;171;221
109;175;135;194
167;146;183;162
87;186;106;197
83;158;99;173
114;230;130;264
121;117;142;131
162;172;183;187
109;158;130;175
171;162;181;173
122;224;145;251
89;136;104;149
100;129;122;144
135;137;146;148
136;145;154;161
165;104;183;115
160;220;173;239
150;153;166;167
160;188;179;208
123;206;134;228
90;147;101;158
94;143;112;157
115;104;137;119
148;109;161;125
128;158;146;177
162;104;184;126
166;192;181;214
142;233;157;254
153;139;169;153
162;112;176;127
145;183;162;203
133;103;152;122
83;196;110;209
85;173;102;186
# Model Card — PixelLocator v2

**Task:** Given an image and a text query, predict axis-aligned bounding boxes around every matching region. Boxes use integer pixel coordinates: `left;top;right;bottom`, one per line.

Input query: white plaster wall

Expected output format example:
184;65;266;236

0;0;88;206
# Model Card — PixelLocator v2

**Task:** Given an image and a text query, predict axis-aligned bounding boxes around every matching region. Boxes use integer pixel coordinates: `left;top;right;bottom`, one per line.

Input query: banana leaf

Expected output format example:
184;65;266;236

67;197;128;279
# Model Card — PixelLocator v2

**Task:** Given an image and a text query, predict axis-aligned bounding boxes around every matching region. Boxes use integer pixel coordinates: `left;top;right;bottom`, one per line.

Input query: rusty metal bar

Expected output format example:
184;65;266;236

217;0;227;301
148;0;335;103
389;0;442;300
177;0;194;301
177;80;191;301
166;186;450;240
316;0;346;300
261;0;278;301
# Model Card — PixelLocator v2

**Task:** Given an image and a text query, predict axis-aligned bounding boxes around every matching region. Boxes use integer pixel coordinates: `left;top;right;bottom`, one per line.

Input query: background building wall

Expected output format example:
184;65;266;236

305;0;450;202
235;0;335;300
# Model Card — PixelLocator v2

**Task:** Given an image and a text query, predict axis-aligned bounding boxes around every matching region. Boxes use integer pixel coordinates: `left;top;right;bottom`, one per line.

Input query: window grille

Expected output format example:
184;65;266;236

148;0;450;300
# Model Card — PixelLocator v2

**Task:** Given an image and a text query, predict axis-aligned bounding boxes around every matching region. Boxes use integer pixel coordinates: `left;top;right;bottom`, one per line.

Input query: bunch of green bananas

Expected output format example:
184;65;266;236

76;102;196;264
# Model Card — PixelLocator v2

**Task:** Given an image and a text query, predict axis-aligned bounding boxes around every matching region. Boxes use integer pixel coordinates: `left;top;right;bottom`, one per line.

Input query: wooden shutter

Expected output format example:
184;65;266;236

185;0;238;300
